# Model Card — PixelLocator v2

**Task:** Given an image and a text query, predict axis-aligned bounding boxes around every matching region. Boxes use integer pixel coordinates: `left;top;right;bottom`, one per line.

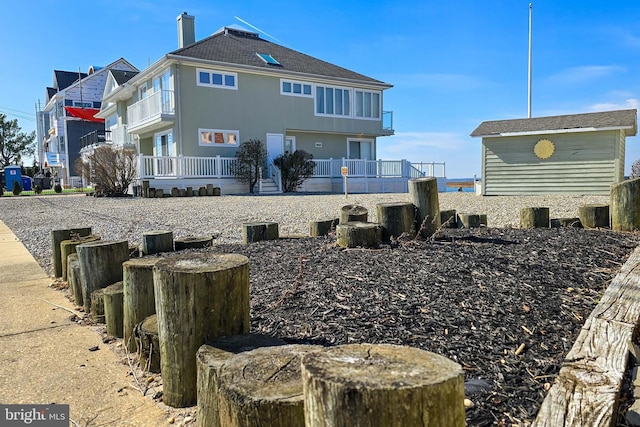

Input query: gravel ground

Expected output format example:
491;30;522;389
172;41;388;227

0;192;610;276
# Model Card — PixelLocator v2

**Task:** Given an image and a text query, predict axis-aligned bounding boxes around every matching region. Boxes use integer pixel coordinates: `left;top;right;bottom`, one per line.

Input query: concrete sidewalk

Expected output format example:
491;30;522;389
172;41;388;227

0;221;170;426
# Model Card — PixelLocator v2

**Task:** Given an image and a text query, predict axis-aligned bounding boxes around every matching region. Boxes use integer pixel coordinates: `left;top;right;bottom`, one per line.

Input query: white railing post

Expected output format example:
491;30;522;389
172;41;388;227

259;167;263;193
178;154;183;179
216;156;221;178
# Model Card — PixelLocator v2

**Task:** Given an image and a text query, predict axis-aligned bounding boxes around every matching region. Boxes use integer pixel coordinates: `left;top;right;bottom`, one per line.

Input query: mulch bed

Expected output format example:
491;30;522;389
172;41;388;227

198;226;640;426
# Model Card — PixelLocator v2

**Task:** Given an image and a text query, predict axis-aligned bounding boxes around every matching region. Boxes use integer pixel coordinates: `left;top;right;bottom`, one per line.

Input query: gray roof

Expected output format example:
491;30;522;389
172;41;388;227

471;109;638;137
169;27;390;86
53;70;87;90
110;69;139;85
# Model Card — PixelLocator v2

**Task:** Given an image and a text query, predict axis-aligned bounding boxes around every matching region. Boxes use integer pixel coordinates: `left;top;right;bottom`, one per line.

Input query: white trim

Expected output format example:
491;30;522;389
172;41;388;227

198;128;239;146
196;68;238;90
315;84;352;118
280;78;313;98
138;83;148;100
478;125;635;138
347;137;374;159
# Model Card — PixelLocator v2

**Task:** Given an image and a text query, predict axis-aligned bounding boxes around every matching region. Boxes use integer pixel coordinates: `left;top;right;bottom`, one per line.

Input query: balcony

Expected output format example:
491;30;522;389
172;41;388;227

126;90;175;134
80;130;110;151
80;125;136;152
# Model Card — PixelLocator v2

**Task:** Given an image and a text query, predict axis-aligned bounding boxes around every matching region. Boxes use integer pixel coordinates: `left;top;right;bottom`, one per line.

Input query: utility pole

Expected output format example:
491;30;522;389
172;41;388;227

528;3;533;118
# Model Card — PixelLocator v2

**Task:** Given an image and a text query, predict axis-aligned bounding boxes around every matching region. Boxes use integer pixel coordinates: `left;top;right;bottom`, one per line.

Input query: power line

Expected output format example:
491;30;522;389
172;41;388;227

0;110;36;122
0;106;34;116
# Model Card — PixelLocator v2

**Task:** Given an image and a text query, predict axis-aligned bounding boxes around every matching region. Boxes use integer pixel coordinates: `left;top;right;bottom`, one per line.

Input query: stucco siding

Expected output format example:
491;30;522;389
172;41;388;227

482;131;620;195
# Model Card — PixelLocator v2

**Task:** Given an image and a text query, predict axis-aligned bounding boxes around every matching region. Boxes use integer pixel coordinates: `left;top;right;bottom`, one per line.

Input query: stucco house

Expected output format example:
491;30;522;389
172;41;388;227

96;13;422;194
39;59;138;186
470;109;637;195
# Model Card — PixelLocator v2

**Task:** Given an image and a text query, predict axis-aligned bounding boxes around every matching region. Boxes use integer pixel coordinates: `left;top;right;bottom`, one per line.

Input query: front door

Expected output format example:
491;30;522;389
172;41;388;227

267;133;284;163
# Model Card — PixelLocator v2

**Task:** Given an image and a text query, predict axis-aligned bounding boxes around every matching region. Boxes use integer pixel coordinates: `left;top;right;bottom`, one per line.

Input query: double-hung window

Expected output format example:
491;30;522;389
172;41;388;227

315;85;350;117
355;90;381;119
197;68;237;90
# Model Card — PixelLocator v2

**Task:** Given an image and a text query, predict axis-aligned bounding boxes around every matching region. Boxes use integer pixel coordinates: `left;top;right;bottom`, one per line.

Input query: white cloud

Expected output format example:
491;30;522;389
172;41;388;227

545;65;626;85
589;98;639;111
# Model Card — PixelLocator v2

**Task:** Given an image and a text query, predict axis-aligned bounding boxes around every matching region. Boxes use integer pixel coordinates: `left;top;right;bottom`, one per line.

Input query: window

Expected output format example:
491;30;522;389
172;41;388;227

315;85;350;117
281;79;312;97
73;101;93;108
197;68;238;90
355;90;381;119
199;129;239;146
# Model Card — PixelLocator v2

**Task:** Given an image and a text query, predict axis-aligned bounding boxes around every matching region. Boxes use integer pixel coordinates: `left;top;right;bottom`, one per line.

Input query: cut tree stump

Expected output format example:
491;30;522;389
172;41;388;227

301;343;465;427
520;207;550;228
206;184;214;196
199;187;207;196
336;222;382;248
175;236;213;250
171;187;179;197
408;177;441;238
217;344;322;427
178;188;186;197
551;217;583;228
339;205;368;224
141;230;173;255
186;187;193;197
90;289;105;323
153;253;251;407
148;188;156;198
376;202;416;241
309;218;339;237
134;314;161;373
104;281;124;338
440;209;457;228
456;213;485;229
60;235;100;282
212;187;221;196
155;189;164;198
142;180;150;198
51;227;92;278
123;257;160;353
242;222;279;244
611;178;640;231
579;204;610;229
196;334;287;427
67;254;82;306
77;239;130;313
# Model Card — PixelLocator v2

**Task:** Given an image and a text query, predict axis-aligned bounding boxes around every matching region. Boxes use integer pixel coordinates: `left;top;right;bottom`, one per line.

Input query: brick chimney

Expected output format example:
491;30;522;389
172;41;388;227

177;12;195;48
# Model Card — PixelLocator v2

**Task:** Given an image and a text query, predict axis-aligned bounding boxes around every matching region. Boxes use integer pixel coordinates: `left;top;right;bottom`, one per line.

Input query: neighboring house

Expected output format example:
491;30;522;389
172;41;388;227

470;109;637;196
39;58;138;186
97;13;417;194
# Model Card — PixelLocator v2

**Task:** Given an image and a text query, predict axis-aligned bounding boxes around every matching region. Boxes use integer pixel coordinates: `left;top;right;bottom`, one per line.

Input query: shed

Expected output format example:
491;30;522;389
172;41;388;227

470;109;637;195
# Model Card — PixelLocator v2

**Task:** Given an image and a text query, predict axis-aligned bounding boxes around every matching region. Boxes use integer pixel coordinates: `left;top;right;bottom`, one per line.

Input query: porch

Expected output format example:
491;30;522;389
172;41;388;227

135;155;446;194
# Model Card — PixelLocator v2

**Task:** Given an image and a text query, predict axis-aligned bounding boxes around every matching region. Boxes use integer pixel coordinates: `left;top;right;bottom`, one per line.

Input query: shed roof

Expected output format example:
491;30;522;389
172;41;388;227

471;109;637;138
169;26;391;87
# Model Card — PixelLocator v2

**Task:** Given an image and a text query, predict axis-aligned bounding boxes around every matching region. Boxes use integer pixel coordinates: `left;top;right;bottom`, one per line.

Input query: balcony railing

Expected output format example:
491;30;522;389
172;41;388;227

137;155;445;180
127;90;175;128
383;110;394;133
80;130;110;150
110;124;135;146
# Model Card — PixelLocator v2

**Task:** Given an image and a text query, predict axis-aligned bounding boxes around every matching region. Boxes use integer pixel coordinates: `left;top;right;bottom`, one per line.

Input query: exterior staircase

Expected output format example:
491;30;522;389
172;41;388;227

259;177;281;194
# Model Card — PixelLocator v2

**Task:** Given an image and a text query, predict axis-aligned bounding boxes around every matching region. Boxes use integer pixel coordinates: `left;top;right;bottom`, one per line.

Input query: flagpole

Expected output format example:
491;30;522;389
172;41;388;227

528;3;533;118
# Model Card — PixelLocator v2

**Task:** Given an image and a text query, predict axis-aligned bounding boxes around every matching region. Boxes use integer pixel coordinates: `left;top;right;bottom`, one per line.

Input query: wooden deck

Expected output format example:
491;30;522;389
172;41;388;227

532;246;640;426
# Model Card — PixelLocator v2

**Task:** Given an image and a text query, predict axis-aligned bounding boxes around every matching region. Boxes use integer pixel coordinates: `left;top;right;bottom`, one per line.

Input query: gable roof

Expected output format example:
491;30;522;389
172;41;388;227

53;70;87;91
169;26;391;87
471;109;638;138
110;69;139;85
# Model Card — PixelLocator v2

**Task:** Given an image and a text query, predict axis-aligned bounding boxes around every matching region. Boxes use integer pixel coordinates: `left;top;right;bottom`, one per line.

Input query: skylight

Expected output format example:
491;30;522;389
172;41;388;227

257;53;280;65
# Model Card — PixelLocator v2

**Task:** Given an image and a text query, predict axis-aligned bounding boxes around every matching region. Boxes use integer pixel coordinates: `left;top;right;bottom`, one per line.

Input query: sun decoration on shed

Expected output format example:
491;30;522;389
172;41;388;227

534;139;555;159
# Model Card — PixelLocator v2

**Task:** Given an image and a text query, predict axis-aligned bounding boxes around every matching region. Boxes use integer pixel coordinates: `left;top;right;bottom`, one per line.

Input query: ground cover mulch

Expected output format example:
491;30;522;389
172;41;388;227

198;226;640;426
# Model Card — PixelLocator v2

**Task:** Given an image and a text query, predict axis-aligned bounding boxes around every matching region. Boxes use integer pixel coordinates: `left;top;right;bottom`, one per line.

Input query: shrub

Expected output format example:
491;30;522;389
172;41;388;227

230;138;267;193
12;181;22;195
54;184;62;194
74;145;137;197
273;150;315;192
34;185;42;194
0;186;4;196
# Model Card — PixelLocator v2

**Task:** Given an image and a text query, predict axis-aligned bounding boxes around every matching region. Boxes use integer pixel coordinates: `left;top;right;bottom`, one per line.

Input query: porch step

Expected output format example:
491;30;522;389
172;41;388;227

259;179;281;194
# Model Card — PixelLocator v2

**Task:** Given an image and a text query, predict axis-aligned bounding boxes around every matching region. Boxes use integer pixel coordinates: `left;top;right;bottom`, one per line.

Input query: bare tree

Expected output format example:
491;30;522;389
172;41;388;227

231;138;267;193
74;145;137;196
274;149;315;192
631;159;640;179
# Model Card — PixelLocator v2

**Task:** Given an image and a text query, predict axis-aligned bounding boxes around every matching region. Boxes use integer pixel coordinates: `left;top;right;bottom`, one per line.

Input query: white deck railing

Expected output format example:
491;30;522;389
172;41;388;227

127;90;175;127
137;155;445;180
110;124;135;146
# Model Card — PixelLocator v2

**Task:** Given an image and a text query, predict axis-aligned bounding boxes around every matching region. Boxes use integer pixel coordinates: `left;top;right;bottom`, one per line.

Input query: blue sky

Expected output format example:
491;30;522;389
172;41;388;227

2;1;640;178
